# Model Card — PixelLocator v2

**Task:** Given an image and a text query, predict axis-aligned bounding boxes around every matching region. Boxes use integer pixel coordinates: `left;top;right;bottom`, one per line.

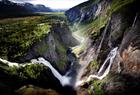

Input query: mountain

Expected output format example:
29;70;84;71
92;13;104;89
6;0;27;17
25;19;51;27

66;0;140;95
0;0;140;95
0;0;53;18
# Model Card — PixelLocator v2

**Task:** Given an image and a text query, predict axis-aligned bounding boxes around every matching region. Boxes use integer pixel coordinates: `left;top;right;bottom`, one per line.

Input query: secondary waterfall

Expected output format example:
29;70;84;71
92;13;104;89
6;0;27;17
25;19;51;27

76;47;118;86
96;18;110;58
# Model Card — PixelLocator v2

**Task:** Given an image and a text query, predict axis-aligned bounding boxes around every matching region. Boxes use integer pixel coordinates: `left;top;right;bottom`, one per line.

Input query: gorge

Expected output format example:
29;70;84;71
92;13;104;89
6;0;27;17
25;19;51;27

0;0;140;95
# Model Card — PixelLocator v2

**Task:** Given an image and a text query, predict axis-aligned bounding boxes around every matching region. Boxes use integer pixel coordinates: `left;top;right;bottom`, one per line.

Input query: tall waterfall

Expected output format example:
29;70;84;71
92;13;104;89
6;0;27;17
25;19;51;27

32;57;72;86
0;57;72;86
76;47;118;86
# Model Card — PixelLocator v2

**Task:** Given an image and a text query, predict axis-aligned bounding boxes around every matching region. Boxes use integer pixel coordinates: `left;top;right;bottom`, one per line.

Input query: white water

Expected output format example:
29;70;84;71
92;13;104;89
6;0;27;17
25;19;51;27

96;18;111;58
0;57;71;86
132;13;138;27
32;57;71;86
75;18;112;87
0;47;118;88
0;58;19;67
0;58;36;67
72;32;85;44
75;47;96;87
76;47;118;86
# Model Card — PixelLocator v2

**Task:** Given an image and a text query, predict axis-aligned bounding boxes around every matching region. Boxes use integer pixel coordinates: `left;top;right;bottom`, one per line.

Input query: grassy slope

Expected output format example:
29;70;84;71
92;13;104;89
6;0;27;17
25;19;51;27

78;0;134;36
0;12;66;61
0;16;50;60
0;11;69;71
73;0;135;55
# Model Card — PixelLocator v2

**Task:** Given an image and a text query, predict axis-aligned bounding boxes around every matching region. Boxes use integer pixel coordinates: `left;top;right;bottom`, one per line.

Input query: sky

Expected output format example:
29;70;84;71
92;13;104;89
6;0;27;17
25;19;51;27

9;0;88;9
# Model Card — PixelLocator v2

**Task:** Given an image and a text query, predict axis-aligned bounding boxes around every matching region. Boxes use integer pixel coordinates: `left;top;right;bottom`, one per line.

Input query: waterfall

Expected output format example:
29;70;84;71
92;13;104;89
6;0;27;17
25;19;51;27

132;13;138;28
75;47;96;87
32;57;72;86
96;18;111;58
0;47;119;88
0;57;72;86
76;47;118;86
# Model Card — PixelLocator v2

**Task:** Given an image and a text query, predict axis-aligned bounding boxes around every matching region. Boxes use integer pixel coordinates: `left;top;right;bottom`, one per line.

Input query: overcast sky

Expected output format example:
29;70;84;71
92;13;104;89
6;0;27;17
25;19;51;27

8;0;88;9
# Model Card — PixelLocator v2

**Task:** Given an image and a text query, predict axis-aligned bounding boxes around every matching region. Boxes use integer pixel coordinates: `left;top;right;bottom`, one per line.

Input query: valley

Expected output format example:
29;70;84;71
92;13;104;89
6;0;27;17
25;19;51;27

0;0;140;95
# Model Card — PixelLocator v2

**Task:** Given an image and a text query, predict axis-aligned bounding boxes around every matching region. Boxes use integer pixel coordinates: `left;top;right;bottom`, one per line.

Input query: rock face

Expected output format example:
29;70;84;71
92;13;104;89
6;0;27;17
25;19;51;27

66;0;140;94
25;22;79;73
65;0;98;24
0;15;79;95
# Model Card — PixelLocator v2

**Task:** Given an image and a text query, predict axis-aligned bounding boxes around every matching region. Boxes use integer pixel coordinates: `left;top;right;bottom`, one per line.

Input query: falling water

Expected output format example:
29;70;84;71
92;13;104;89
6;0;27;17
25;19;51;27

0;58;19;67
0;58;37;67
75;46;96;87
32;57;72;86
132;13;138;27
75;18;111;87
96;18;111;58
0;57;73;86
76;47;118;86
0;47;118;88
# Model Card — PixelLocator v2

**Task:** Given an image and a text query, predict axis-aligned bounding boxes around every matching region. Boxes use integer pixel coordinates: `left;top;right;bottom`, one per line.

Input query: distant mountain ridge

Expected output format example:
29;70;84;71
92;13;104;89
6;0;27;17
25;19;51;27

0;0;53;18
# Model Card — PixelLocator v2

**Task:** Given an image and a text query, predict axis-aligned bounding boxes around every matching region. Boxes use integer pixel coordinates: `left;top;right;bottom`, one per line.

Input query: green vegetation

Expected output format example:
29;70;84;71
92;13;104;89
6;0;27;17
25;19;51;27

72;41;87;57
92;81;105;95
75;0;135;37
0;16;50;60
90;60;99;70
73;0;136;61
53;34;67;70
0;12;66;61
37;43;50;54
5;64;45;79
110;0;134;13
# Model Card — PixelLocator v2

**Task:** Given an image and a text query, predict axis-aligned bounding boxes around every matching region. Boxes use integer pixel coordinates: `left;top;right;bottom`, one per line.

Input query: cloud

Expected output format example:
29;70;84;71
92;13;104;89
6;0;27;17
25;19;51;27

8;0;88;9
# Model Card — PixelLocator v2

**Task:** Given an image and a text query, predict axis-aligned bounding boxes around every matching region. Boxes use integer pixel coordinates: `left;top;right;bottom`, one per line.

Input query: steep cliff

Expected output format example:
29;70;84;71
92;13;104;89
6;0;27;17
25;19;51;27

0;15;79;73
1;0;140;95
0;14;79;95
66;0;140;95
24;22;79;73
